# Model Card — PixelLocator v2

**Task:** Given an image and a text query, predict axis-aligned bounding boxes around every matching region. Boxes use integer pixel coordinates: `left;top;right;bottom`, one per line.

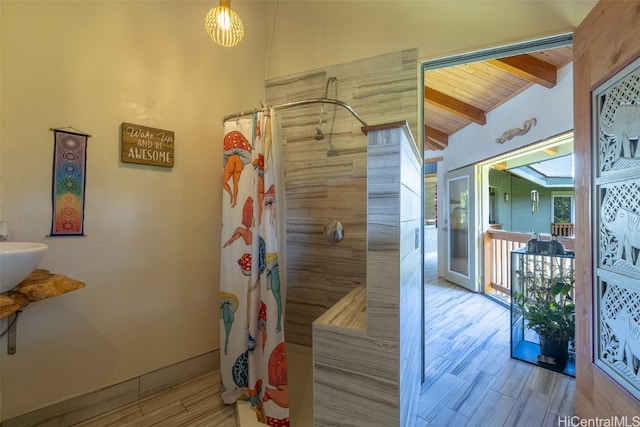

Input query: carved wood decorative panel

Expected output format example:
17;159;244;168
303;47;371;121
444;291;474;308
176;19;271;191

593;57;640;400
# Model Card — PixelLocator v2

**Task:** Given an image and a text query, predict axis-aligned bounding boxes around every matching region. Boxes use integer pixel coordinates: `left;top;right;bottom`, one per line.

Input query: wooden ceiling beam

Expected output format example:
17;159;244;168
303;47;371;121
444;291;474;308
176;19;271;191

425;87;487;125
425;125;449;150
493;161;507;170
488;54;557;89
426;138;447;151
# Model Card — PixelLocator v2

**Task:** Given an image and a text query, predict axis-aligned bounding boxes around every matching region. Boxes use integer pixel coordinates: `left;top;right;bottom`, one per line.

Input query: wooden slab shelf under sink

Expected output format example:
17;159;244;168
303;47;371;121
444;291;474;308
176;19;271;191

0;268;85;319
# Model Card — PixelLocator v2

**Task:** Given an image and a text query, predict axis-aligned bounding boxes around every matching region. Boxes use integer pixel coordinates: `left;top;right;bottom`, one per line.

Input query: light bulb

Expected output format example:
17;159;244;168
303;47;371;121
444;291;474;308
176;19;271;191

217;8;231;30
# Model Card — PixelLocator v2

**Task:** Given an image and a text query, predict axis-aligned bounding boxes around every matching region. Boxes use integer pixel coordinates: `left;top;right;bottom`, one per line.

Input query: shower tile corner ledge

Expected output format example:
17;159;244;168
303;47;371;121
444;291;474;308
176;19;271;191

312;283;366;332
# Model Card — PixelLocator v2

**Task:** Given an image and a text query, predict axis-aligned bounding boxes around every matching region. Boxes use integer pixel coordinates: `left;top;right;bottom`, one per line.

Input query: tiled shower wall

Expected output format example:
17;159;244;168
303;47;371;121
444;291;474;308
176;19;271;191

265;49;419;346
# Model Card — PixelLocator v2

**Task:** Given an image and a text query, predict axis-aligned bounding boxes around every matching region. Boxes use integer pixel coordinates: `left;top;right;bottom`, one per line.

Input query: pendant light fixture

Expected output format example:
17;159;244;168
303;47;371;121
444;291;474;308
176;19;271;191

205;0;244;47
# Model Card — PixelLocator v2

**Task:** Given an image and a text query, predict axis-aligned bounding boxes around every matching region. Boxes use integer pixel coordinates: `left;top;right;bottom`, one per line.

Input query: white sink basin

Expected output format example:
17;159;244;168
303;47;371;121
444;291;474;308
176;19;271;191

0;242;48;292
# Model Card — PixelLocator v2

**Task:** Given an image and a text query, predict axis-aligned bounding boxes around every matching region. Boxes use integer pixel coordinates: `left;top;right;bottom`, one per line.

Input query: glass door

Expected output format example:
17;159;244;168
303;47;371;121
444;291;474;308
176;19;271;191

443;165;479;292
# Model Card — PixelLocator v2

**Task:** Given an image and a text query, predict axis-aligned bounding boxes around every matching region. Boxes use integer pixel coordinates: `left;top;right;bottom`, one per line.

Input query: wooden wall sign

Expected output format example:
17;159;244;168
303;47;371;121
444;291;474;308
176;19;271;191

121;122;174;167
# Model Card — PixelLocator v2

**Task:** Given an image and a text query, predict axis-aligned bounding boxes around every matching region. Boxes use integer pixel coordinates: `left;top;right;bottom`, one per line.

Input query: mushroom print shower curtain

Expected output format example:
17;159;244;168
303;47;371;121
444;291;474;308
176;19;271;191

220;110;289;426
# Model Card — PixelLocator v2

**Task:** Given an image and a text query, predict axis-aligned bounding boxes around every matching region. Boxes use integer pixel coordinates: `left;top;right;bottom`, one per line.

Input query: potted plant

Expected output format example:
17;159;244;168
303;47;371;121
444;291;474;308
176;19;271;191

513;271;575;369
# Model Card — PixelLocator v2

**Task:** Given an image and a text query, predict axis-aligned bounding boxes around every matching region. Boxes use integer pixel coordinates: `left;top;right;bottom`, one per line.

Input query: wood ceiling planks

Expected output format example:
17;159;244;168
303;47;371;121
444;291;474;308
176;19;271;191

424;46;573;149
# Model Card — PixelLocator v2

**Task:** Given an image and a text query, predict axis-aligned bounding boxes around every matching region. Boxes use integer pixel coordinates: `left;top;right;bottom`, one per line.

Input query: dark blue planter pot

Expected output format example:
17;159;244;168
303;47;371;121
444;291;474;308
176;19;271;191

539;336;569;369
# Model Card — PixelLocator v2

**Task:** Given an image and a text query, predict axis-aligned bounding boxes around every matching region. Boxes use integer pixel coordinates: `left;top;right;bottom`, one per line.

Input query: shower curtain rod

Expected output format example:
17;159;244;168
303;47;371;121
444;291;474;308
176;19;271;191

222;98;368;127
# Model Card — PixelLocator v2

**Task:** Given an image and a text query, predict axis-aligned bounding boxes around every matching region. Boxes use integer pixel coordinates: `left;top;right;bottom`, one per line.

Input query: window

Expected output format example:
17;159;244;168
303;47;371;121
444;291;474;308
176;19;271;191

551;192;574;223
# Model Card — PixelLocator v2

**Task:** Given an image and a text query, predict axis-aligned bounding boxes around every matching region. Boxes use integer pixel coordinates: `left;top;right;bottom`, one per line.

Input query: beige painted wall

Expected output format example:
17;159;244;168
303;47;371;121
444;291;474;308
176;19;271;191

265;0;597;79
0;0;598;421
0;0;267;419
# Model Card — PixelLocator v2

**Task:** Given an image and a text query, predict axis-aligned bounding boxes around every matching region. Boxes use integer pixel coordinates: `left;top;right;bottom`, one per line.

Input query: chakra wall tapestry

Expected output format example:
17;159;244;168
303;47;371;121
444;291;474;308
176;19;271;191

593;57;640;401
50;129;88;236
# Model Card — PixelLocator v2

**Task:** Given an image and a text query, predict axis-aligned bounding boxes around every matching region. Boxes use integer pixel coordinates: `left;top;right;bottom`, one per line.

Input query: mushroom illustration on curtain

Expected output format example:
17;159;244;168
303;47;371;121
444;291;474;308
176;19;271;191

219;110;289;426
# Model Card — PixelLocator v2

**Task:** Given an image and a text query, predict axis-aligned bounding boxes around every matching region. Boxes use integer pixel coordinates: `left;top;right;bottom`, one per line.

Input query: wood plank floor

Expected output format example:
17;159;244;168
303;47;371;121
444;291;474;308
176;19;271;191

73;370;236;427
75;253;575;427
420;252;576;427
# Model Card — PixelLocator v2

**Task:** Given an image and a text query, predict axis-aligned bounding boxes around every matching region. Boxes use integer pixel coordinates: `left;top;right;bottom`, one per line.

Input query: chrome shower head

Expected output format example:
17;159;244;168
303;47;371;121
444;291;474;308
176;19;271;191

314;127;324;140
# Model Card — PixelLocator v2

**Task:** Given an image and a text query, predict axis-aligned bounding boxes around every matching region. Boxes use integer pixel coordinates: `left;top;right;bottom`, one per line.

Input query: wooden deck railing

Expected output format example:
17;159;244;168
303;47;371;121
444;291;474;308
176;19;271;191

483;230;575;299
551;223;575;237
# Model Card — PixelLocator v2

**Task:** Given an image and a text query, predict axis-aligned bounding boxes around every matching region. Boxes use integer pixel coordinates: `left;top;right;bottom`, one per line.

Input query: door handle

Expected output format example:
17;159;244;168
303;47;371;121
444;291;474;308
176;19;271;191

441;227;448;232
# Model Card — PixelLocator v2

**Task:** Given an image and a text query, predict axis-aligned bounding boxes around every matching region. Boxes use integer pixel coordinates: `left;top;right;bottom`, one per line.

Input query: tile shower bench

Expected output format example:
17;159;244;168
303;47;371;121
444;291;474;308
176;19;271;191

313;283;366;331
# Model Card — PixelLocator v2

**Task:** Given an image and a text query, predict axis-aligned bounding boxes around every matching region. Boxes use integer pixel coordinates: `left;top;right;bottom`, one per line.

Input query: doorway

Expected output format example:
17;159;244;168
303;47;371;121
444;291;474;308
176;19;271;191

421;33;574;382
443;165;478;292
478;131;574;303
